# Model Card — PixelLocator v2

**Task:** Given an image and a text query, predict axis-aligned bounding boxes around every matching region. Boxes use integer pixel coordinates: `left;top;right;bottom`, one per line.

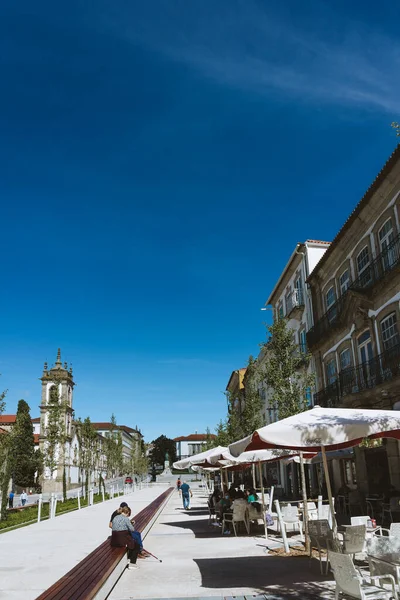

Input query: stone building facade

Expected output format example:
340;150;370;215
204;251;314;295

307;144;400;496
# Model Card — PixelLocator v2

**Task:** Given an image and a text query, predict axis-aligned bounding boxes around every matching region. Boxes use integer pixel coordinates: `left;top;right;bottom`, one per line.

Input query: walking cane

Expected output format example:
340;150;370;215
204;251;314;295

142;548;162;562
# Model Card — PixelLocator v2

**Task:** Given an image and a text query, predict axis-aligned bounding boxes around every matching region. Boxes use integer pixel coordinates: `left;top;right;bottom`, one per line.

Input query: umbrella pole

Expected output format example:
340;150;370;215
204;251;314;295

258;461;268;540
299;452;310;553
321;446;337;534
224;468;229;492
252;463;256;490
220;468;225;494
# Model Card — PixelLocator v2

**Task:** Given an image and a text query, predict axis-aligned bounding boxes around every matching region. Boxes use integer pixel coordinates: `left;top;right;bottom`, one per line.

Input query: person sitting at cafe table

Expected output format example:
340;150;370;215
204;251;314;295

215;492;232;521
246;487;262;513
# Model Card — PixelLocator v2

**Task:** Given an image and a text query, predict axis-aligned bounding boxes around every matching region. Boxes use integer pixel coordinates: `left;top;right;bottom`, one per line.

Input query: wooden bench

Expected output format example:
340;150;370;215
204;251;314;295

35;487;174;600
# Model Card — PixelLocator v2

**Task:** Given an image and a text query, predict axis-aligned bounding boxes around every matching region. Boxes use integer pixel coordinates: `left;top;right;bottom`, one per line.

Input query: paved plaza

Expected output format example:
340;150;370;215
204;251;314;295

109;475;336;600
0;483;170;600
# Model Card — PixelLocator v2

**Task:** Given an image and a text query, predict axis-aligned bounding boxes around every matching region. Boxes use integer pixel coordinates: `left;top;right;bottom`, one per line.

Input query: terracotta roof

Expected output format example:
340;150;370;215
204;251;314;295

0;415;16;424
31;417;40;423
174;433;216;442
309;144;400;278
33;434;40;444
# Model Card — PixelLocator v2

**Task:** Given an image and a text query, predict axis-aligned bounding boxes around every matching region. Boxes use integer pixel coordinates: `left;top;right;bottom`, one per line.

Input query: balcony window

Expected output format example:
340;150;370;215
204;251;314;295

339;269;350;295
325;286;337;323
381;312;400;351
340;348;352;371
357;246;372;287
326;358;337;385
379;218;396;271
299;329;307;353
278;303;284;319
305;387;312;406
285;290;292;314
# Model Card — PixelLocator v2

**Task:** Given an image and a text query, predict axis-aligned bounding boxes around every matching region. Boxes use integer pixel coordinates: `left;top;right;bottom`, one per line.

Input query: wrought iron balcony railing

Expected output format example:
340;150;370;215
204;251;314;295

306;291;350;348
351;232;400;292
286;289;305;316
314;342;400;408
307;233;400;348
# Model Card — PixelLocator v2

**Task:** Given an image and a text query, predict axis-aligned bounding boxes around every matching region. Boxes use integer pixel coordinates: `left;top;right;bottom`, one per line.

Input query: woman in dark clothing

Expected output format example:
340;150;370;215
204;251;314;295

111;506;140;569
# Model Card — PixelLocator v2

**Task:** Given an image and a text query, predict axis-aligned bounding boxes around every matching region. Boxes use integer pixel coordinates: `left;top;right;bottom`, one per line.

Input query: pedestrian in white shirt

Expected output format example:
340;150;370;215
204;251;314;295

20;490;27;506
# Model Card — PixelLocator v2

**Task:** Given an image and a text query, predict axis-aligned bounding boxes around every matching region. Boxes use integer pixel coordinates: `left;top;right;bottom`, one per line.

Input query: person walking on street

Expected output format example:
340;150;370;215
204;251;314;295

8;491;14;509
20;490;27;506
176;478;182;493
180;481;192;510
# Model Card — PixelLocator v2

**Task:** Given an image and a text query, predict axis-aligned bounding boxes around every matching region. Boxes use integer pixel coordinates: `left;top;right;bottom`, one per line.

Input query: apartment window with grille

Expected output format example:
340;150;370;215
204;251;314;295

278;302;284;319
339;269;350;295
285;290;292;314
357;246;371;285
325;286;336;310
299;329;307;353
339;348;351;371
381;312;400;350
305;387;312;406
326;358;337;385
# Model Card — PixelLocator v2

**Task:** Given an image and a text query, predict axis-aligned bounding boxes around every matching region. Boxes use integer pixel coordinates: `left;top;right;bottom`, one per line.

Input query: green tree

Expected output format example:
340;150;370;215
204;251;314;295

42;384;67;477
0;382;9;520
105;414;123;478
262;316;315;552
135;439;149;476
241;356;264;435
391;123;400;137
76;416;98;497
149;435;176;466
10;399;36;488
33;448;44;490
262;318;314;420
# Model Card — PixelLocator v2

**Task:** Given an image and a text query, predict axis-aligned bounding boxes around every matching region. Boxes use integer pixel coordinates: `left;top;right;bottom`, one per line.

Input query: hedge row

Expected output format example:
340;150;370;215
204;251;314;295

0;492;110;532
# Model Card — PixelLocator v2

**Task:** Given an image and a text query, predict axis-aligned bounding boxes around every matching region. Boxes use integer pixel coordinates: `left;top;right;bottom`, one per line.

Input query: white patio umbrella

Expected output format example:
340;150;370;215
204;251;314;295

229;406;400;531
172;445;229;470
173;446;231;493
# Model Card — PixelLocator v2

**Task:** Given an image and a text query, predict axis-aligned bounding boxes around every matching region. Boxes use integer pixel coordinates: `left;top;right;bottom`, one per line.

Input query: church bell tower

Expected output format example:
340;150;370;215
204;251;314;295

39;349;75;492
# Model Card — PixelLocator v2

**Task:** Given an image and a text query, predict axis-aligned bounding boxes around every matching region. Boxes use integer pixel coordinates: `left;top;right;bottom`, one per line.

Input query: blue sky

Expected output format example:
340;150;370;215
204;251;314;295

0;0;399;441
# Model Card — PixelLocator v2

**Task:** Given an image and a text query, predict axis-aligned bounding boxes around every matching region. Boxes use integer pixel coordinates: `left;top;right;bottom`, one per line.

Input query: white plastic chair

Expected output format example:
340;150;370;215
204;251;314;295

330;550;398;600
379;523;400;538
222;499;249;536
280;504;304;540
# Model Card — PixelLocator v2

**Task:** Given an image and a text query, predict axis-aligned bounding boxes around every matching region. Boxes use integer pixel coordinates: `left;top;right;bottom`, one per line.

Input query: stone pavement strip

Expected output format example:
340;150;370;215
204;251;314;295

0;483;170;600
108;479;336;600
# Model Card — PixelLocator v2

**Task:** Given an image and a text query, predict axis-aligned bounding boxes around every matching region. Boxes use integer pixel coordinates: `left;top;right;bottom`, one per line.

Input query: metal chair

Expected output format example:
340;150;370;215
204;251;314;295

308;519;335;574
338;525;367;560
207;498;217;525
222;499;249;536
330;550;398;599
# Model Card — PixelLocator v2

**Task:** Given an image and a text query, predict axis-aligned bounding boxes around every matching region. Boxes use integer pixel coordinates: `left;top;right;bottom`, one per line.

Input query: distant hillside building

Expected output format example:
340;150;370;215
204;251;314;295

174;433;215;461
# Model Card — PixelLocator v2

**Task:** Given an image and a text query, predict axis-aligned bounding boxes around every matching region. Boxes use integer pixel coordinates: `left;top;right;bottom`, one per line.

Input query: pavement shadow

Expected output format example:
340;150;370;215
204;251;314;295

162;518;222;537
193;556;334;599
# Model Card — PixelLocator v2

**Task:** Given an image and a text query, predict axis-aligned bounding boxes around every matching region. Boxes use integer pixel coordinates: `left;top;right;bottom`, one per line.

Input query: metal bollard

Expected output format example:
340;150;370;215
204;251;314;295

37;494;42;523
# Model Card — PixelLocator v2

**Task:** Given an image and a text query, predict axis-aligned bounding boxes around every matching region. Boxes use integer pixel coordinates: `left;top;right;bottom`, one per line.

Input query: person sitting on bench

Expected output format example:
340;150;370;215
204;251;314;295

126;507;149;559
109;501;128;528
110;506;140;570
